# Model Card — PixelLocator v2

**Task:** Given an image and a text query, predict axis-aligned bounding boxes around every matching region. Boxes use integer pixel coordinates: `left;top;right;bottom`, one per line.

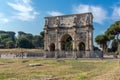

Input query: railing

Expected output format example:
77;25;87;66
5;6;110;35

0;51;103;59
45;51;103;58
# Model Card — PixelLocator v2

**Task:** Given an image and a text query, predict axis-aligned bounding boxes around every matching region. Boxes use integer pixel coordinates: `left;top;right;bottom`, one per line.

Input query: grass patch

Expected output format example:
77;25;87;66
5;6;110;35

0;59;119;80
77;73;88;80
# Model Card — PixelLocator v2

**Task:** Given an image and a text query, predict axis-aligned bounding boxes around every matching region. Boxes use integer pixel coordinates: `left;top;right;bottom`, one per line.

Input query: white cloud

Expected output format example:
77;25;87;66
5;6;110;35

73;4;107;24
48;11;63;16
2;18;9;23
7;0;39;21
112;6;120;20
23;0;31;4
0;13;9;23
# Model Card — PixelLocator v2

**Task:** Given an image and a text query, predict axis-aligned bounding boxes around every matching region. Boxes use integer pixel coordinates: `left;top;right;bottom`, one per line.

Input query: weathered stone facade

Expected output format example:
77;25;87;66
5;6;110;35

44;12;94;54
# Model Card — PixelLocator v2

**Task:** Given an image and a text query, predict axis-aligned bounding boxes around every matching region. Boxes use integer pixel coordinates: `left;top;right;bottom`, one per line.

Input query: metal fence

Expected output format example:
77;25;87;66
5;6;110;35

0;51;103;59
45;51;103;58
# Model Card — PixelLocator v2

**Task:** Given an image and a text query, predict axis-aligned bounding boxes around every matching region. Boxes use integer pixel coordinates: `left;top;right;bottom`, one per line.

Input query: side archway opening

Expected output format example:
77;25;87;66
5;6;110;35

49;43;55;51
78;42;85;51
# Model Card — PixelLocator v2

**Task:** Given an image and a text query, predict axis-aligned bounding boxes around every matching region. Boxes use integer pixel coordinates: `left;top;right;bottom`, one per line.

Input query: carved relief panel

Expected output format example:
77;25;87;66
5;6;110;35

76;31;86;41
79;32;86;40
48;31;56;42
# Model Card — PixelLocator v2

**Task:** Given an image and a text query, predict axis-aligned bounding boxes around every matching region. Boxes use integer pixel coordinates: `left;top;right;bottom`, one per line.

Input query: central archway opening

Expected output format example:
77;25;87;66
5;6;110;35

61;34;73;51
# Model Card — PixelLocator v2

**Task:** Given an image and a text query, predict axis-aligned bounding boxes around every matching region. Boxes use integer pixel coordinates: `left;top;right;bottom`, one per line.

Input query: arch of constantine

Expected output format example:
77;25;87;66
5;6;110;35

44;12;94;58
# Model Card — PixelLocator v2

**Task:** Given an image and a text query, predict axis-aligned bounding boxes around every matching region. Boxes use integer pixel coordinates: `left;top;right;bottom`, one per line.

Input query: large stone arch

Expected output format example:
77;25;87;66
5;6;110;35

44;12;94;58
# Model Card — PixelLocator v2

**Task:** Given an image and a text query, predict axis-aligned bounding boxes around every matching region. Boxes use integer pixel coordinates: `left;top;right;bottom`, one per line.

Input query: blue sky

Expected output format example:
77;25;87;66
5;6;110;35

0;0;120;39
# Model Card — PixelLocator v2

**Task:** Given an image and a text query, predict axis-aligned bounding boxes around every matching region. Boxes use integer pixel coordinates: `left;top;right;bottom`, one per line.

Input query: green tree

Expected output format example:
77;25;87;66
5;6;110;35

105;31;115;52
39;31;44;48
105;21;120;52
0;33;11;40
7;31;16;41
40;31;44;38
18;31;26;38
6;40;15;48
25;34;33;40
0;34;14;48
32;35;43;48
16;36;34;48
95;34;108;53
107;22;120;39
111;39;120;52
93;46;100;51
0;30;6;34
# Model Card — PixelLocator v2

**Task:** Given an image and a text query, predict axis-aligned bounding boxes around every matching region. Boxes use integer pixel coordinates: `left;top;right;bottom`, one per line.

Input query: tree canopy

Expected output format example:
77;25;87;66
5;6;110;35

95;20;120;53
0;31;44;49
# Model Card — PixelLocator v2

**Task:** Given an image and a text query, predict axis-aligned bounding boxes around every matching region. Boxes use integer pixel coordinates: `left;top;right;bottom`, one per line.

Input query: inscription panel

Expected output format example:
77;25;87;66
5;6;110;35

59;16;75;27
